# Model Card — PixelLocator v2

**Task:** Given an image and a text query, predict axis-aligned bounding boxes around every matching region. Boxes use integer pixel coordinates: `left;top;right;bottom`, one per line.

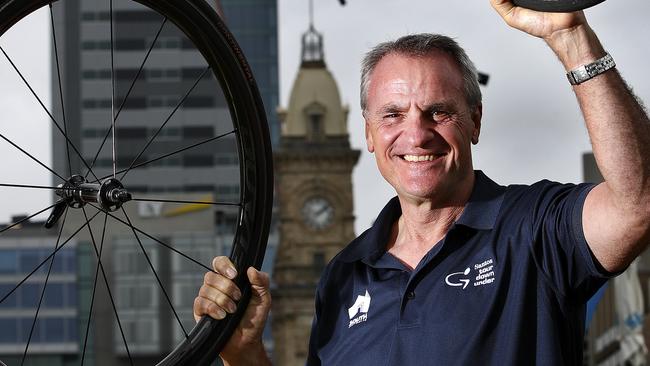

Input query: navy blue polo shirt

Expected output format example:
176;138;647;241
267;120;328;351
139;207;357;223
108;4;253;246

307;171;612;365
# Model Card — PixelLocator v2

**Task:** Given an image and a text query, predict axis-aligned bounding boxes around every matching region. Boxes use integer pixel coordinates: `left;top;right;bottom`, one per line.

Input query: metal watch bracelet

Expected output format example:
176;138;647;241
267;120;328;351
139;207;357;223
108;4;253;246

566;52;616;85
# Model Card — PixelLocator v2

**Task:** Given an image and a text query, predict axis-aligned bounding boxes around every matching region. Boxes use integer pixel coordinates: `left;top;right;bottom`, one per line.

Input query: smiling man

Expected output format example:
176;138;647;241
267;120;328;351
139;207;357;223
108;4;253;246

194;1;650;365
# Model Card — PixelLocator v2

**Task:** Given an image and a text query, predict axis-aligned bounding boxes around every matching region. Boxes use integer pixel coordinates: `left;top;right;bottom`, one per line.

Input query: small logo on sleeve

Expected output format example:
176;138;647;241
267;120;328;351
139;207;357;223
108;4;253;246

348;290;371;328
444;258;496;290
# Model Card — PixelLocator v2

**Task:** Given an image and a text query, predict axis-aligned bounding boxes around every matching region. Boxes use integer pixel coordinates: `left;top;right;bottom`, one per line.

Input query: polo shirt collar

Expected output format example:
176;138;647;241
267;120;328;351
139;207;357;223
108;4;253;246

338;170;506;264
455;170;506;230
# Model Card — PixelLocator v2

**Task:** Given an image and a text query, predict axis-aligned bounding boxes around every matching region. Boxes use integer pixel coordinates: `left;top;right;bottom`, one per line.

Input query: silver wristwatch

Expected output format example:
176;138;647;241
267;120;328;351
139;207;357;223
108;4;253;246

566;53;616;85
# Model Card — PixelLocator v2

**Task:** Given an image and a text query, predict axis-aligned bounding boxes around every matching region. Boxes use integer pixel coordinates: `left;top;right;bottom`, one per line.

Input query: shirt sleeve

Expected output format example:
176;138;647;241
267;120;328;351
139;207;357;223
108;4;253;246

527;181;613;302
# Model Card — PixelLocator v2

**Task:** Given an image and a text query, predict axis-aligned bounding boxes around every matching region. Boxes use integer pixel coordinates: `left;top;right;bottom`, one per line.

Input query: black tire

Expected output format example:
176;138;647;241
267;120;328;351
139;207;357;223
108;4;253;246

511;0;607;12
0;1;273;365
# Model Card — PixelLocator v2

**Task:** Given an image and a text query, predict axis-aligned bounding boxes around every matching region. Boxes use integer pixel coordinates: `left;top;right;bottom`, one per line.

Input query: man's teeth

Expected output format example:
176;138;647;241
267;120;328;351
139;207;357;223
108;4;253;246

403;154;438;162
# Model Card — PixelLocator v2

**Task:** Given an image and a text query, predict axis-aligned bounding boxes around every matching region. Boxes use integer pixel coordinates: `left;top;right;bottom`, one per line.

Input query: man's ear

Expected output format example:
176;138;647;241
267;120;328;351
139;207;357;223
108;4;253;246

365;118;375;153
471;103;482;145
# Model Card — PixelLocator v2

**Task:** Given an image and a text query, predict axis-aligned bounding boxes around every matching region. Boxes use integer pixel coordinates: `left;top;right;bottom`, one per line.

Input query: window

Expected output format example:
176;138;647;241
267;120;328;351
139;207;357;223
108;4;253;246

308;113;324;141
148;95;179;108
216;185;239;197
152;37;181;49
62;249;77;273
0;250;17;273
121;97;146;109
116;127;147;139
19;249;45;274
114;245;157;275
182;155;214;167
0;318;17;343
19;317;43;343
115;10;161;22
147;68;180;82
81;41;96;50
184;96;215;108
183;126;213;139
44;318;64;342
66;283;77;307
181;67;206;79
20;283;40;307
66;318;78;341
153;127;181;140
0;284;16;308
117;156;148;168
117;284;155;309
305;103;326;142
115;68;140;80
81;11;110;22
215;153;238;165
116;39;145;51
81;12;95;21
82;70;96;79
43;283;64;308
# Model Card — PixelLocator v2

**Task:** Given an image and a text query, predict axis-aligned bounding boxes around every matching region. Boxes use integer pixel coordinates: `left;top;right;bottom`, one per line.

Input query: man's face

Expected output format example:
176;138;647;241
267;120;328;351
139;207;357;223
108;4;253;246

364;52;482;203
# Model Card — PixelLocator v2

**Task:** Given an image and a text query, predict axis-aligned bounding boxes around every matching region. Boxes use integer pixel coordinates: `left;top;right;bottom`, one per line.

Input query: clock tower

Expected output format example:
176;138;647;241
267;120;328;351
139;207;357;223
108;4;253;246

272;19;360;366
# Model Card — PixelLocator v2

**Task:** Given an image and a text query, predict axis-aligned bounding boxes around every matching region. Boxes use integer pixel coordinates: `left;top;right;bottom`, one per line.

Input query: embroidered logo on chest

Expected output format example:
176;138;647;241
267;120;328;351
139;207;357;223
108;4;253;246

348;290;371;328
444;258;496;290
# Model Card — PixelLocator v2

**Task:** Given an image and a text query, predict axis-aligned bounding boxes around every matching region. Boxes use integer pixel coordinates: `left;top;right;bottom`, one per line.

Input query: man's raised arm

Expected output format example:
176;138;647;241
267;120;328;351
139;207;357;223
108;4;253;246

491;0;650;272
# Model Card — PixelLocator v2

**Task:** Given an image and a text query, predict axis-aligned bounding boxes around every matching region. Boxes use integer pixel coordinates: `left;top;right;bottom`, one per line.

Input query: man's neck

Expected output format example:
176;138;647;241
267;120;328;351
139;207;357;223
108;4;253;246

387;171;476;270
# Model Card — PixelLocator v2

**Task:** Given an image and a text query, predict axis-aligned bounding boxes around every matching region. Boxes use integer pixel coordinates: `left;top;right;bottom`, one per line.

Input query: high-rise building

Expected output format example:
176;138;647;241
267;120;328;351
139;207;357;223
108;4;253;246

0;0;278;364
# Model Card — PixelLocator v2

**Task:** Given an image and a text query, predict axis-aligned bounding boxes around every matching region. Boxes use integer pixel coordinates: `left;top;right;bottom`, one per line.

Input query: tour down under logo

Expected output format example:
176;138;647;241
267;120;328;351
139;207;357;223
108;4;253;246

445;258;496;290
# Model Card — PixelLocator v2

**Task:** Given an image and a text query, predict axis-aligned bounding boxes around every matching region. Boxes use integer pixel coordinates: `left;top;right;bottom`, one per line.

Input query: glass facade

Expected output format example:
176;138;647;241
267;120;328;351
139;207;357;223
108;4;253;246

0;239;79;355
221;0;280;146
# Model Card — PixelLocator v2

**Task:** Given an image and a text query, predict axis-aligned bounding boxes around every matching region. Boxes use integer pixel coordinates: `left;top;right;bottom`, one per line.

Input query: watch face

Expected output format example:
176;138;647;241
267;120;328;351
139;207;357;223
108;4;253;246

301;196;334;230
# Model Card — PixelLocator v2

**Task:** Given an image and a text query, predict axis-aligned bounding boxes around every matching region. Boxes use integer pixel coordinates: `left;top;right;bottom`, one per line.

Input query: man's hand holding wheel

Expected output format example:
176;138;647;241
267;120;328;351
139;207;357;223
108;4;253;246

194;256;272;366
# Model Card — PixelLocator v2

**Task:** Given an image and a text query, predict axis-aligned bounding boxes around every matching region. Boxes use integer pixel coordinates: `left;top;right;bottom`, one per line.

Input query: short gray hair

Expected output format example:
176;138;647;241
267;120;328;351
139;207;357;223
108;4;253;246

360;34;482;114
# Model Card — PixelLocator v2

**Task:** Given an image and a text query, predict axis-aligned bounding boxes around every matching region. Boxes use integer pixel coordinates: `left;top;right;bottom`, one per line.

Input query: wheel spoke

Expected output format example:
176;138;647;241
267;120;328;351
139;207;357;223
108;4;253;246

88;203;212;273
85;17;168;179
81;213;108;366
119;66;211;181
81;207;133;366
50;3;72;177
0;46;99;181
131;197;240;207
92;130;236;183
0;210;100;306
0;201;62;234
21;207;68;365
109;0;117;178
0;132;67;182
120;207;188;338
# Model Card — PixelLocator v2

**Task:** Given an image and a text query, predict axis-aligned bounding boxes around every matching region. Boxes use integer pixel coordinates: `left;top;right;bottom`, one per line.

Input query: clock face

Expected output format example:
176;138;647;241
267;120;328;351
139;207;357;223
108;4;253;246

301;196;334;230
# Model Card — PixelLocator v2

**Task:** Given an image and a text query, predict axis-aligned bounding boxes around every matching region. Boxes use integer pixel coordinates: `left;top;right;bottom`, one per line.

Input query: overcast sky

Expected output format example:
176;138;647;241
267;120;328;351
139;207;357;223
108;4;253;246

1;1;649;235
278;0;650;233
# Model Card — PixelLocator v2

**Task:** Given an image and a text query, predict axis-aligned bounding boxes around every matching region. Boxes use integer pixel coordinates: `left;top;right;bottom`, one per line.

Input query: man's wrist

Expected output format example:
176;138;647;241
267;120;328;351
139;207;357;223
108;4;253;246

221;341;271;366
544;23;606;71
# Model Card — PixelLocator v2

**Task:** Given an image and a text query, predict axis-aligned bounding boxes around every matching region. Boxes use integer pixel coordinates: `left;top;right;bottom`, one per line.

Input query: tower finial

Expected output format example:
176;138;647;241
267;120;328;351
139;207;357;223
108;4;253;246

301;0;325;66
309;0;314;28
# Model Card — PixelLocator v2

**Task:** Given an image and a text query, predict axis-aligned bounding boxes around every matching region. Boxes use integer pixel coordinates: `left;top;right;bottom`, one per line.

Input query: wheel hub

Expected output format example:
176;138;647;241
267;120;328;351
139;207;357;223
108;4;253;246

45;175;132;228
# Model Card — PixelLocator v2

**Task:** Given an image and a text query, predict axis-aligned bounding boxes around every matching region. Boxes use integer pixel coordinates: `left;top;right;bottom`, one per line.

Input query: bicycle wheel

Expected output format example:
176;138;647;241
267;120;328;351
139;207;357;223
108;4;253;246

0;0;273;365
511;0;607;12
